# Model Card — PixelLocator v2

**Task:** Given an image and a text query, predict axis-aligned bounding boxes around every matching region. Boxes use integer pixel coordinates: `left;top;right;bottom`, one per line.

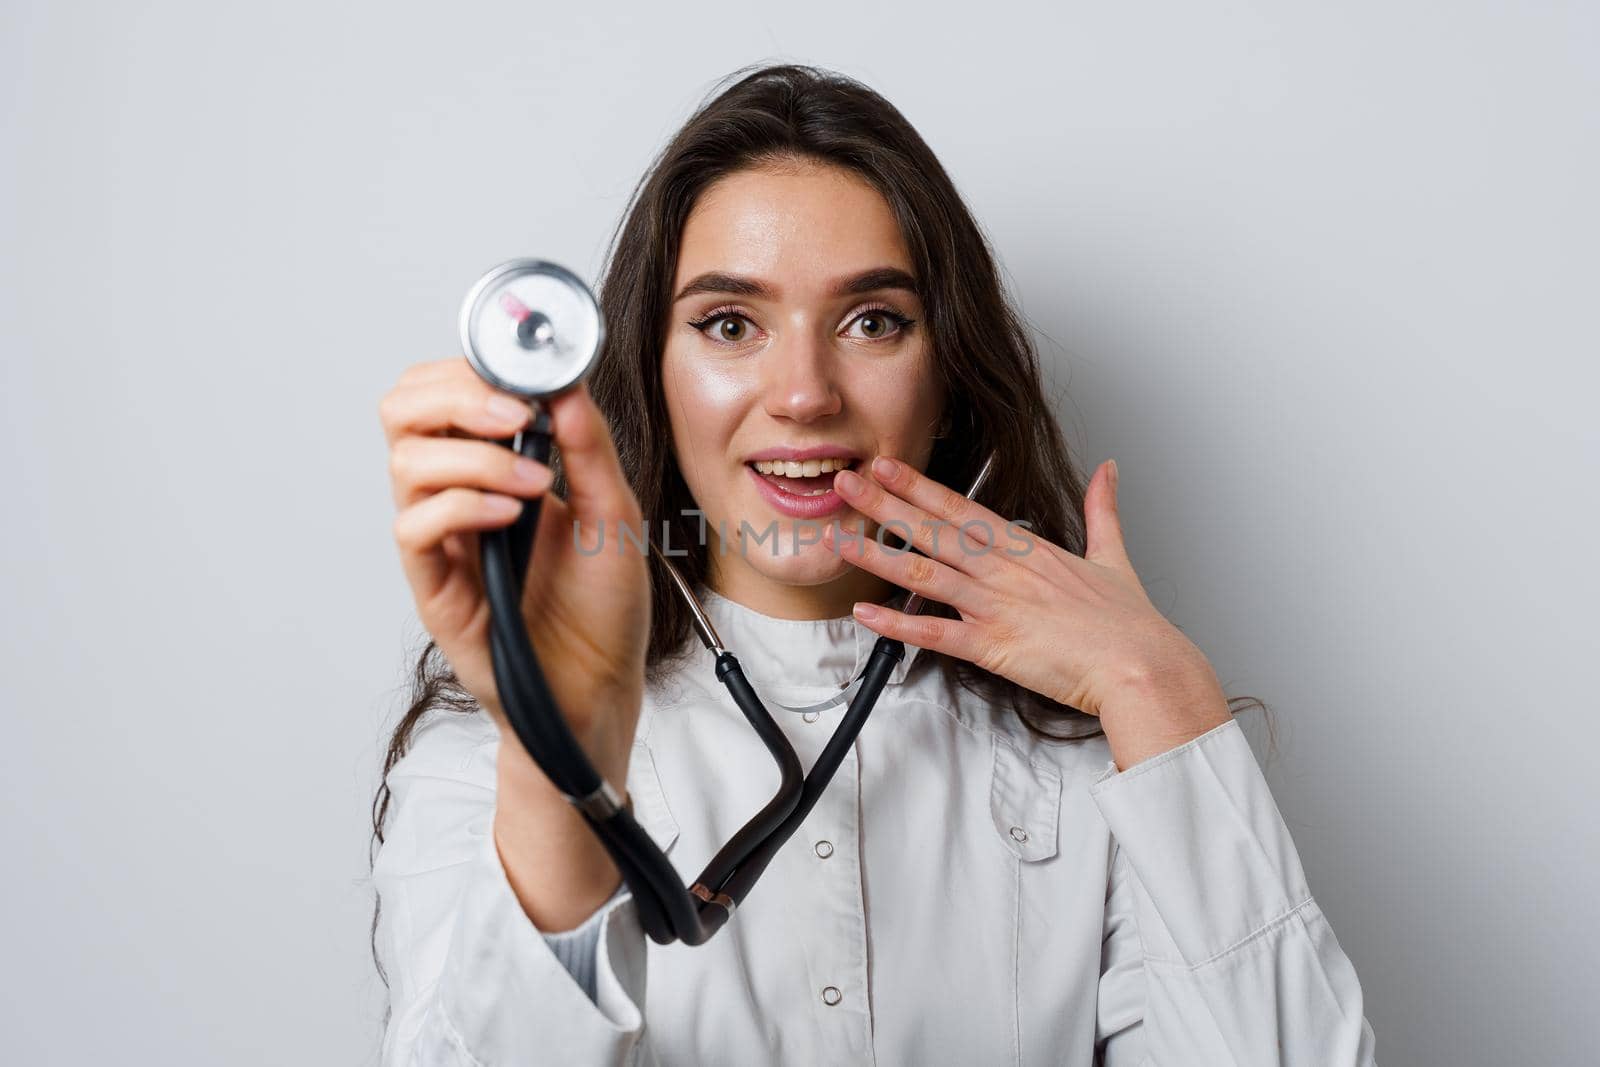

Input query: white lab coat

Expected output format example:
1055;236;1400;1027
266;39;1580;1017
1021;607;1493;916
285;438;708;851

374;588;1376;1064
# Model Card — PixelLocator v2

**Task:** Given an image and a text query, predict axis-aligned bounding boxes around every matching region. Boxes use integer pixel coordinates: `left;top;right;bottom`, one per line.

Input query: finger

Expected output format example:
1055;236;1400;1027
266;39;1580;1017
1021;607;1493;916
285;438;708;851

1083;459;1134;572
389;435;554;508
849;599;991;664
393;487;524;601
440;531;478;568
378;376;534;445
856;456;1017;546
543;382;637;524
824;523;992;618
832;463;995;574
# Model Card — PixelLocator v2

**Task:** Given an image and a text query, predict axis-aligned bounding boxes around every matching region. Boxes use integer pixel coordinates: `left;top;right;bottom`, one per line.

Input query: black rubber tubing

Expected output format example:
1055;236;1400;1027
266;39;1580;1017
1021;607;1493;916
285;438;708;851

478;420;903;945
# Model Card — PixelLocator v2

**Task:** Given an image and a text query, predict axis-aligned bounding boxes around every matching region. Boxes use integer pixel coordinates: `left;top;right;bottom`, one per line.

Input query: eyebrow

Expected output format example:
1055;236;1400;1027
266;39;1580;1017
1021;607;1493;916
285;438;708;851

672;266;919;303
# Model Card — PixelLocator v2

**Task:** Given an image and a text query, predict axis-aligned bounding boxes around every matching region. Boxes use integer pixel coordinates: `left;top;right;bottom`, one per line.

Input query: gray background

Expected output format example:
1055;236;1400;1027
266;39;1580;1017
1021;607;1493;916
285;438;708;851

2;1;1594;1064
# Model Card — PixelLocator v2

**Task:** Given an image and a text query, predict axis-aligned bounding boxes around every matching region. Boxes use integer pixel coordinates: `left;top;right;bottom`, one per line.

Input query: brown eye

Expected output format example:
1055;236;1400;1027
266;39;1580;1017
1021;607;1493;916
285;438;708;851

686;308;762;347
843;307;912;341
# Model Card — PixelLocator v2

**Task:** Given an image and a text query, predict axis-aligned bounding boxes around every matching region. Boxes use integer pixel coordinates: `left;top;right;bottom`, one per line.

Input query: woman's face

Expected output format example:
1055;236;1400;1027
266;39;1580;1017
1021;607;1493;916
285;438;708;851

662;160;945;616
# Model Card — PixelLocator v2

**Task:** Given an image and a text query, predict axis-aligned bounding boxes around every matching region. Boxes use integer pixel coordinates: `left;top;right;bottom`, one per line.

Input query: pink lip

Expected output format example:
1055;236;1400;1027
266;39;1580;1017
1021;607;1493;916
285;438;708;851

744;444;863;463
746;465;853;519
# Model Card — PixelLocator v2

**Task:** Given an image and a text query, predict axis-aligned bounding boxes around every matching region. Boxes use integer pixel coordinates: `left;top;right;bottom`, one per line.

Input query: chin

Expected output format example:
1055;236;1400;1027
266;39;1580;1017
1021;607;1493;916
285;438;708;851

741;534;855;588
710;496;879;594
755;550;857;585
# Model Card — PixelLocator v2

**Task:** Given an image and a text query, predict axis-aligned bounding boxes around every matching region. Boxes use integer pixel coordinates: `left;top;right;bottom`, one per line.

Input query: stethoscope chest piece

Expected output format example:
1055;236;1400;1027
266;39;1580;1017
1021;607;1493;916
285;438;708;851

459;258;603;399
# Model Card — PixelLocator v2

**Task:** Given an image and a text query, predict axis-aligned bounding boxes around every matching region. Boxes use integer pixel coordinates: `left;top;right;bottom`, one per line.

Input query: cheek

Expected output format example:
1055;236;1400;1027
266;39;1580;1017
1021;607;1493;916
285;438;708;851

661;351;757;499
671;360;757;417
848;360;943;451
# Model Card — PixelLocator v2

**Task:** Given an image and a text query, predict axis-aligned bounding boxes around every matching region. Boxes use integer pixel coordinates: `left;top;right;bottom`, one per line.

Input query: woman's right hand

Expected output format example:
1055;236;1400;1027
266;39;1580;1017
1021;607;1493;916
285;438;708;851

379;357;650;793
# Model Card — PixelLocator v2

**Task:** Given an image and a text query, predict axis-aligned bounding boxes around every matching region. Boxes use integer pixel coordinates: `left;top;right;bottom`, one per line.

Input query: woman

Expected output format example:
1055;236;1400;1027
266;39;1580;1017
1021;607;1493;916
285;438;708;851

373;63;1376;1064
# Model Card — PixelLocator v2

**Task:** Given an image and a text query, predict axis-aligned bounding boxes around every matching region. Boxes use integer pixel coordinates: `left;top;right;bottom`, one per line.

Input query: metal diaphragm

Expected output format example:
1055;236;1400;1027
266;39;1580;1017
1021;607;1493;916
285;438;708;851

459;258;603;399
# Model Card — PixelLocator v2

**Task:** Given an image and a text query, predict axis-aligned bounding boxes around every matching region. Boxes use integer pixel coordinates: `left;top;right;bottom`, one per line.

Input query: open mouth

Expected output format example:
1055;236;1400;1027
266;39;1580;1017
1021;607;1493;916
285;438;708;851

747;456;860;497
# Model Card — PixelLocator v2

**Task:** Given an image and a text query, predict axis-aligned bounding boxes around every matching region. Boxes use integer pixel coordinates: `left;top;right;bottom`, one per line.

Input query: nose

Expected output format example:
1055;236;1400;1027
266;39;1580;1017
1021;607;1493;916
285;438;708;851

761;325;843;423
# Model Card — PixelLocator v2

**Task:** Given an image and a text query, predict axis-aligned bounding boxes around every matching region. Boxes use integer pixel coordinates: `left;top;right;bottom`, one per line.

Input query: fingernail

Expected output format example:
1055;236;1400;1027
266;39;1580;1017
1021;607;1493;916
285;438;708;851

853;602;879;622
1108;459;1119;490
486;394;530;425
872;456;900;481
512;457;550;488
835;468;864;495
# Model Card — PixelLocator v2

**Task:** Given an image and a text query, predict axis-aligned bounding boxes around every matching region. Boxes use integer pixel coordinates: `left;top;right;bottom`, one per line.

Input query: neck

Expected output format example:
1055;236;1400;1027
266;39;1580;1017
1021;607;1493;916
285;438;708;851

706;554;895;621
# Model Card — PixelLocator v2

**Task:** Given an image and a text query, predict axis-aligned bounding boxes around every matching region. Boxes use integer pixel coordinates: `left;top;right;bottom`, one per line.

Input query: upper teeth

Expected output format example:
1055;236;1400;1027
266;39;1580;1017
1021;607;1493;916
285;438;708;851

752;457;853;477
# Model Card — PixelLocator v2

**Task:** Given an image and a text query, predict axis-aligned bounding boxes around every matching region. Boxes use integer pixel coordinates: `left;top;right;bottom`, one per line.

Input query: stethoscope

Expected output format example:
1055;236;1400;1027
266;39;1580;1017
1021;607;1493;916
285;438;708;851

459;258;995;946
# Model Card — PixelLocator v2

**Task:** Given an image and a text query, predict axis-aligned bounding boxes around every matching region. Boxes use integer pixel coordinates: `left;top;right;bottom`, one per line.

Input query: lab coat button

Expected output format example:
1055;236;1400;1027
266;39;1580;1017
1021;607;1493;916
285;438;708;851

821;985;842;1005
802;711;820;723
814;840;834;858
1009;825;1029;843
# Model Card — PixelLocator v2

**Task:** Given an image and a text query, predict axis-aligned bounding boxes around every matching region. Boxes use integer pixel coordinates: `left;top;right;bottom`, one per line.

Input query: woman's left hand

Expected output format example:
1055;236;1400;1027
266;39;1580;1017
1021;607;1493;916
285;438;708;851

825;456;1233;770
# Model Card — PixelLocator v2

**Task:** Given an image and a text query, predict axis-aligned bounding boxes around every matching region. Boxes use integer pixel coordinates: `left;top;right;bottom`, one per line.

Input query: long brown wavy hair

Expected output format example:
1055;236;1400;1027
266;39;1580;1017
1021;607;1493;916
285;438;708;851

370;62;1265;987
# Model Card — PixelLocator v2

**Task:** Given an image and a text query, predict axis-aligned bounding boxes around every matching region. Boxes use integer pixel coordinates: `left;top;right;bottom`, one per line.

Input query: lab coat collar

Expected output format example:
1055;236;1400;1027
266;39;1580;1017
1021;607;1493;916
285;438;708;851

695;586;924;693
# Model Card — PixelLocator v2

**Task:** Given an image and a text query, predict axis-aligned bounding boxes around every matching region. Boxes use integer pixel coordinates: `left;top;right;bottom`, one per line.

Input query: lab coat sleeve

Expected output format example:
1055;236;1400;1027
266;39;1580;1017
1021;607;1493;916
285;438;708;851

372;708;655;1066
1088;718;1377;1066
